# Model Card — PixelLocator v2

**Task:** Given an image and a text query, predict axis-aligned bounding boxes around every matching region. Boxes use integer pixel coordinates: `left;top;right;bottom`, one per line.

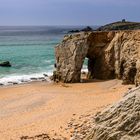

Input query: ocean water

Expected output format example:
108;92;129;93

0;26;91;86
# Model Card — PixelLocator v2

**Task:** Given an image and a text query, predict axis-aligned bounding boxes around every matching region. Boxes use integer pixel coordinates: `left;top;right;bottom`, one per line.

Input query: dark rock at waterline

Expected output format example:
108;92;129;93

0;61;11;67
68;26;93;33
38;77;45;80
30;78;38;81
68;30;80;33
21;80;28;83
81;26;93;32
8;82;18;85
43;74;48;77
8;82;13;84
13;82;18;85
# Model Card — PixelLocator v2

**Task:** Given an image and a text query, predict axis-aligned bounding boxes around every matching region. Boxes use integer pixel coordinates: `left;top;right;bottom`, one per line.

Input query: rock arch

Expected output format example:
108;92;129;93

54;31;140;85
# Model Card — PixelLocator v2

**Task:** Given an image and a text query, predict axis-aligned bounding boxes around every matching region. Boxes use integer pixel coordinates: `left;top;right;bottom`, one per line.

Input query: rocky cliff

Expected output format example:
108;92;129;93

54;30;140;85
85;86;140;140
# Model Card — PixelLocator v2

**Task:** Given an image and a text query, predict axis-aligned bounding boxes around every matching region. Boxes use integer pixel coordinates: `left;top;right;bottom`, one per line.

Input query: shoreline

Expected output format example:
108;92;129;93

0;79;134;140
0;72;52;87
0;68;88;87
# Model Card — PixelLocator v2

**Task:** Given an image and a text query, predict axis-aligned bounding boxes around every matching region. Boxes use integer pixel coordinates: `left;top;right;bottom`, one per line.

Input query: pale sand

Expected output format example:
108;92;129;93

0;80;134;140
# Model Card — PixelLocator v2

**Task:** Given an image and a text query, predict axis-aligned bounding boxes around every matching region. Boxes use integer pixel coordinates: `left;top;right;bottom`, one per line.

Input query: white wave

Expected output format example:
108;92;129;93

81;68;88;73
0;71;53;86
44;60;52;63
81;65;88;72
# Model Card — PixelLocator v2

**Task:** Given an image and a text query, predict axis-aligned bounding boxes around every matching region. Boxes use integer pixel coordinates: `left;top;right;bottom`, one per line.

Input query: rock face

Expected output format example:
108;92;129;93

85;87;140;140
55;33;90;82
54;30;140;85
0;61;11;67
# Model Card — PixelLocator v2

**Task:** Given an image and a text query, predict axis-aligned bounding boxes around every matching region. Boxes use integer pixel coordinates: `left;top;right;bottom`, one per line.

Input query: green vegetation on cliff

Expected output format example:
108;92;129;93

97;20;140;31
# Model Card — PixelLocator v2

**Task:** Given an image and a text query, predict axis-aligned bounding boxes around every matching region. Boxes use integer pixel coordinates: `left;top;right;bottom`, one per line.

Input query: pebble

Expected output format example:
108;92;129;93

43;74;48;77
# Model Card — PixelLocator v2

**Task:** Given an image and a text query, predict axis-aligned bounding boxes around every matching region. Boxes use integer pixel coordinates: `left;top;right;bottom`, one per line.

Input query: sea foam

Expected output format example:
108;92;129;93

0;72;53;86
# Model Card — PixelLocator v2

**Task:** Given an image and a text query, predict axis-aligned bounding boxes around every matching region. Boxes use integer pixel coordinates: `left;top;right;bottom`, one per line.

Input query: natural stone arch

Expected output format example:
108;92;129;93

54;30;140;85
54;31;115;83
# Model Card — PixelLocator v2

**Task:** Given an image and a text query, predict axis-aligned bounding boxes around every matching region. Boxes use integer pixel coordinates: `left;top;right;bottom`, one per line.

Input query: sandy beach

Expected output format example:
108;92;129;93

0;80;134;140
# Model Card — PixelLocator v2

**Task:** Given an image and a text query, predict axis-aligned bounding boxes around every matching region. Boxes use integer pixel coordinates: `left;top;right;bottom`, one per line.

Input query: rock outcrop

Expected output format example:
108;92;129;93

85;86;140;140
68;26;93;33
54;30;140;85
97;21;140;31
0;61;11;67
55;33;90;83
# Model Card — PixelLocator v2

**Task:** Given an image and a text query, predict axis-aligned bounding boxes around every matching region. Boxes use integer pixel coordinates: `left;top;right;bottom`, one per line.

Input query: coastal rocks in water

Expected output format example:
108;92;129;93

85;86;140;140
54;30;140;85
43;73;48;77
68;26;93;33
81;26;93;32
0;61;11;67
0;83;4;86
68;30;80;33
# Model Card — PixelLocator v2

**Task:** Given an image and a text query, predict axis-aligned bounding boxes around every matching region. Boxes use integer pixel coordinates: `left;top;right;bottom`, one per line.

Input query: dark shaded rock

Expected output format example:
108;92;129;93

68;26;93;33
30;78;38;80
81;26;93;32
43;74;48;77
38;77;45;80
52;70;61;82
13;82;18;85
68;30;80;33
0;61;11;67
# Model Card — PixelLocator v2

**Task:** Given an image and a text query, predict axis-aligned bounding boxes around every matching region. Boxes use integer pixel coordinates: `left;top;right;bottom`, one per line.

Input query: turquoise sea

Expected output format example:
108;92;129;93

0;26;94;86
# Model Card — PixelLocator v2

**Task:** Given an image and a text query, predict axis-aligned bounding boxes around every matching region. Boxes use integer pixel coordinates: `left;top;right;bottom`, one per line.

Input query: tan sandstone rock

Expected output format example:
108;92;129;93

85;86;140;140
54;30;140;85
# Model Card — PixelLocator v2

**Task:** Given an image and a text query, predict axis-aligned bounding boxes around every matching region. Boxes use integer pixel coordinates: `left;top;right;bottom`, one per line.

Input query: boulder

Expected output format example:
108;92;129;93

0;61;11;67
85;86;140;140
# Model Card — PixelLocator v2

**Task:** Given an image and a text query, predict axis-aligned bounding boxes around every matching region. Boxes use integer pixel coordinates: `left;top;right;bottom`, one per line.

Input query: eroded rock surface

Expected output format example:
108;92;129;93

55;32;90;82
54;30;140;85
85;87;140;140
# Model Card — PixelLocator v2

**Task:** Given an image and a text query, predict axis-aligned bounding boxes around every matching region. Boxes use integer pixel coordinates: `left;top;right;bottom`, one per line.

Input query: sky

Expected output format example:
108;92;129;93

0;0;139;26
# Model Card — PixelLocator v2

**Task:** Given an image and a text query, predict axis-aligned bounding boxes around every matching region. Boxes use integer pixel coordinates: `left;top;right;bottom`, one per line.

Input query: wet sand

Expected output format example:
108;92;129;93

0;80;134;140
